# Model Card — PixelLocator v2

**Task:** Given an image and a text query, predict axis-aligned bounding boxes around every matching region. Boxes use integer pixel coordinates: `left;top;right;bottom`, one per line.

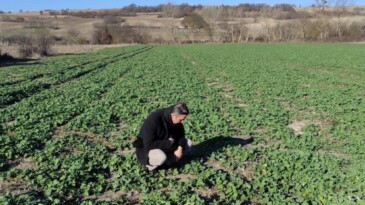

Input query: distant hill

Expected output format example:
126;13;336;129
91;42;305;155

1;4;365;47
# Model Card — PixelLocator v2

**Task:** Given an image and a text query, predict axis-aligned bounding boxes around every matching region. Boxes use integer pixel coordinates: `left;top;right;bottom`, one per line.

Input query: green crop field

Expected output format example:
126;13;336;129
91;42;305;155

0;43;364;204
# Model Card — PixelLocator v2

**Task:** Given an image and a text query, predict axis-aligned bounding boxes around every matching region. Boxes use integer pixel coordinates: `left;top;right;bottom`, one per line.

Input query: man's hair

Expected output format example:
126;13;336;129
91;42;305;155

172;102;189;115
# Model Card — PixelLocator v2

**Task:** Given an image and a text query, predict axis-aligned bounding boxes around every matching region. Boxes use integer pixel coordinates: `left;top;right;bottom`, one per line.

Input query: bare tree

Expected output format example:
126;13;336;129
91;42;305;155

162;3;178;43
316;0;328;14
236;20;249;42
199;6;223;42
333;0;354;38
217;6;240;43
273;21;302;41
298;18;312;40
259;18;275;42
314;0;331;40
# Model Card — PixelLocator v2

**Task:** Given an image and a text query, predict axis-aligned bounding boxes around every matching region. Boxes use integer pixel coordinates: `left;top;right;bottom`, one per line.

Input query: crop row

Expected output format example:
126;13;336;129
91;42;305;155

0;46;151;108
1;44;364;204
177;43;364;203
0;46;150;160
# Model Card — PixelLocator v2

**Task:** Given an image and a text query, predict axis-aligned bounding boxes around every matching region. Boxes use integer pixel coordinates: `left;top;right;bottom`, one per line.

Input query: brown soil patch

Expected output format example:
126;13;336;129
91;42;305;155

106;171;118;183
194;187;219;200
287;119;337;138
208;80;234;93
0;178;37;196
287;120;310;136
0;44;130;59
114;148;135;156
235;162;255;181
312;120;337;131
255;126;269;134
5;157;34;170
52;44;131;55
52;125;114;148
14;157;34;170
6;120;17;127
108;122;129;137
97;190;125;201
52;125;67;139
85;188;140;203
126;190;140;203
237;103;249;107
318;150;351;160
166;173;196;182
223;93;234;99
281;100;294;111
287;120;323;135
206;159;253;181
206;160;232;173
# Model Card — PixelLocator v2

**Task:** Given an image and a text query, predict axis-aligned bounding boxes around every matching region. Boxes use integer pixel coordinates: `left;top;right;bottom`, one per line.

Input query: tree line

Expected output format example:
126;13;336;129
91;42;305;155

1;3;365;59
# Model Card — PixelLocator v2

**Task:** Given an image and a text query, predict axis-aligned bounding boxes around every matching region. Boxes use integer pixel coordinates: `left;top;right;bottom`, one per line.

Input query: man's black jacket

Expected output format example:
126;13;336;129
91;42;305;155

133;106;185;165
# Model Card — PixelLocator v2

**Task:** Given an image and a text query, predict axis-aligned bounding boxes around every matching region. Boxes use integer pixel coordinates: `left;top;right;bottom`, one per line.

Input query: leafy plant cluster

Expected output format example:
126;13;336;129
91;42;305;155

1;43;364;204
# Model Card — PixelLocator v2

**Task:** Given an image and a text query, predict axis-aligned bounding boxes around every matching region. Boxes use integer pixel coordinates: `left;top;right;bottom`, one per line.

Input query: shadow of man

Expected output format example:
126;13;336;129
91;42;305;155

175;136;254;168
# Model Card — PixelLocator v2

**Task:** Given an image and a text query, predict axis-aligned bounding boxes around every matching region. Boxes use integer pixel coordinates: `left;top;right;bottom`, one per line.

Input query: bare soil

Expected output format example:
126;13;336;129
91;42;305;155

287;120;311;136
0;44;130;59
0;177;39;196
52;125;114;149
166;173;196;182
206;159;254;180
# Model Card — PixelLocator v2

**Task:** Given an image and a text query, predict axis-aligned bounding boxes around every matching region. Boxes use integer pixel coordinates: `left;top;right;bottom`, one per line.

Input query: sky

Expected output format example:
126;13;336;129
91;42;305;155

1;0;364;13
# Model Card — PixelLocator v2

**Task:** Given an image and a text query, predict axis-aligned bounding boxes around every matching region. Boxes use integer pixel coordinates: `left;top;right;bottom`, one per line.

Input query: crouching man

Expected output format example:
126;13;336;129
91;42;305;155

133;102;192;171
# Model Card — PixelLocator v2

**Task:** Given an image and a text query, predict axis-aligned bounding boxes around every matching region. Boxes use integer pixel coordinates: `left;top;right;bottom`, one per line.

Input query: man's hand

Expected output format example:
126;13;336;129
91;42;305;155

174;146;183;160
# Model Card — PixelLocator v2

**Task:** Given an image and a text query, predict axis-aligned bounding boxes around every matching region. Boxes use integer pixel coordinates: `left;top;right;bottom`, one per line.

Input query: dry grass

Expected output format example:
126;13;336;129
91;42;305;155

2;6;365;56
0;44;130;58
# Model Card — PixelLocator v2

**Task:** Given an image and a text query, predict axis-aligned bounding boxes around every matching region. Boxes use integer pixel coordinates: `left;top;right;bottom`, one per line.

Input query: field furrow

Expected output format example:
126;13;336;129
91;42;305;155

0;46;152;108
1;44;364;204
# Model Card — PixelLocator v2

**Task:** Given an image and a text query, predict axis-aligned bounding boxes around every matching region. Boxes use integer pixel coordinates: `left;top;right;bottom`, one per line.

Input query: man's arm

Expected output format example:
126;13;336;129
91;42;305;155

176;124;186;148
173;125;185;159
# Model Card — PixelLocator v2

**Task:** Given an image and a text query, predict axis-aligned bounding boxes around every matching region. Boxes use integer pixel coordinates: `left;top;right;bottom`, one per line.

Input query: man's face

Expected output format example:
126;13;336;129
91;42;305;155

171;113;187;124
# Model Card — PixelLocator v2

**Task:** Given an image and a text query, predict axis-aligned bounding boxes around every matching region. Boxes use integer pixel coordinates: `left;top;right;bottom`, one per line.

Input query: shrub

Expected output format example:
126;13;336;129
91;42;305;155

182;13;210;30
33;28;53;56
92;22;150;44
13;28;53;58
101;29;112;44
17;35;35;58
92;27;112;44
